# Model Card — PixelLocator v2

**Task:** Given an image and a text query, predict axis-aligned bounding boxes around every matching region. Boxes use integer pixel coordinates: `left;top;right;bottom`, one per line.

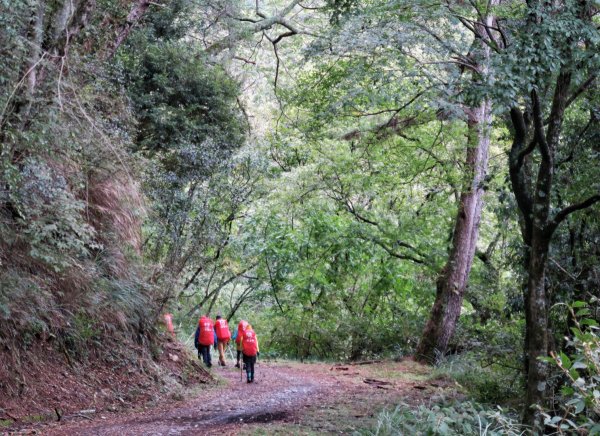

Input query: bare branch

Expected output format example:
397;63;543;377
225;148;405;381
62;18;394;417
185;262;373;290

565;73;596;109
358;235;426;265
206;0;305;56
546;194;600;237
233;56;257;65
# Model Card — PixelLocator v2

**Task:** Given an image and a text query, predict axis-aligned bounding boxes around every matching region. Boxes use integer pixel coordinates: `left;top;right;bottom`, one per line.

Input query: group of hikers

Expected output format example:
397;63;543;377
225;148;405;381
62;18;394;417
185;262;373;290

194;314;259;383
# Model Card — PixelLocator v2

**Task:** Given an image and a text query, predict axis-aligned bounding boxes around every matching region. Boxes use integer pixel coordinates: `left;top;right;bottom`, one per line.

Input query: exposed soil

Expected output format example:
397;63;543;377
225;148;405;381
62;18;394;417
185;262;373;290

11;357;458;435
0;335;211;432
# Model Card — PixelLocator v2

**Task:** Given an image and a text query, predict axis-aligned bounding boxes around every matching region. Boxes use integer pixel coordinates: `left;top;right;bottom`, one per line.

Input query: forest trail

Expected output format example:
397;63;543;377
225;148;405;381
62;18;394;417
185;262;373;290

36;359;446;435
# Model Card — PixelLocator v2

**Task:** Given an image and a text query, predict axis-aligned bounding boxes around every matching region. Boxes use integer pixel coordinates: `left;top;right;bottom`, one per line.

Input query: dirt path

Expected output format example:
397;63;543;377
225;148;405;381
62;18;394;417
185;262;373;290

33;359;449;435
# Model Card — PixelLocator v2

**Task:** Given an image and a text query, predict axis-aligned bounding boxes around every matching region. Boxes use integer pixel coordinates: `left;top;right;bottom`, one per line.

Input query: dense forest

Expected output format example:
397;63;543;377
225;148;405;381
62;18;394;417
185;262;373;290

1;0;599;433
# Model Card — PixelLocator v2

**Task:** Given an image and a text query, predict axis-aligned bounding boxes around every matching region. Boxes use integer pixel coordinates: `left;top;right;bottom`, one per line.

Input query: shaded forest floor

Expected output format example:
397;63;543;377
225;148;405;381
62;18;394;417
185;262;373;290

12;357;459;435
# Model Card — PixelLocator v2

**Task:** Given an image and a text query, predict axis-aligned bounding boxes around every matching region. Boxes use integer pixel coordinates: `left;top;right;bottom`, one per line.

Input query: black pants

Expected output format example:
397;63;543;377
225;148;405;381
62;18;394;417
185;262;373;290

199;344;212;367
243;354;256;382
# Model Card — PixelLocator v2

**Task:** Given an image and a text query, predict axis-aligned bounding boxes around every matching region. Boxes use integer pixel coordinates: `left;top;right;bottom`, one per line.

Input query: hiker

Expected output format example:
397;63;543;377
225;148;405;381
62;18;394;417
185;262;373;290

234;319;248;368
194;314;214;368
214;314;231;366
240;323;259;383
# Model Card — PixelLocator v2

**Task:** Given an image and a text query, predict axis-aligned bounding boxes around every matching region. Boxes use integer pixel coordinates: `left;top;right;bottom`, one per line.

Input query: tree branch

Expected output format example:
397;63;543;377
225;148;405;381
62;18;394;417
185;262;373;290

531;90;550;162
366;236;425;264
546;194;600;237
508;107;533;244
345;200;379;226
104;0;156;59
206;0;303;54
565;73;596;109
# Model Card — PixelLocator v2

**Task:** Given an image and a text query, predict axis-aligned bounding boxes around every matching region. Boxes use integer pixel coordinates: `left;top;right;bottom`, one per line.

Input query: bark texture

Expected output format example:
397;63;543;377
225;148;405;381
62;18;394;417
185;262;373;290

416;101;491;362
416;6;497;362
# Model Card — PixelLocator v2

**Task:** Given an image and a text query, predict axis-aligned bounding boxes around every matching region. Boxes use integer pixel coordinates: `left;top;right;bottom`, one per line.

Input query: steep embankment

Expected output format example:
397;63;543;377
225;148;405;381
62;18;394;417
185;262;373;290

0;337;211;430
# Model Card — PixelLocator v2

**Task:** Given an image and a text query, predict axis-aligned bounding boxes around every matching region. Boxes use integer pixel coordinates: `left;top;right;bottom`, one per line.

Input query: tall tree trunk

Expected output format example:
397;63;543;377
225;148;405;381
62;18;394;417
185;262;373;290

509;65;599;428
415;101;491;361
415;2;499;362
522;233;551;427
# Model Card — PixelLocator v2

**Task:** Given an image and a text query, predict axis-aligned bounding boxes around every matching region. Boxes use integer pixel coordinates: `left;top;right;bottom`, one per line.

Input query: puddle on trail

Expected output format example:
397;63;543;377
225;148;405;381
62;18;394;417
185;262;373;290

223;410;288;424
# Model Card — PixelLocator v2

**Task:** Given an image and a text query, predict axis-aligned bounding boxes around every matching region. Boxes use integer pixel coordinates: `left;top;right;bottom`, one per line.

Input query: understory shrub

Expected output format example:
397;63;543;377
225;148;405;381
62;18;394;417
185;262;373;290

364;401;525;436
541;301;600;435
432;352;523;406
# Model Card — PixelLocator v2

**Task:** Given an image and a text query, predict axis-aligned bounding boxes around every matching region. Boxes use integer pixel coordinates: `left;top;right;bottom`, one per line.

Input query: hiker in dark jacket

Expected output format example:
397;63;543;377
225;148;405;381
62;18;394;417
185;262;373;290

240;323;259;383
194;314;214;368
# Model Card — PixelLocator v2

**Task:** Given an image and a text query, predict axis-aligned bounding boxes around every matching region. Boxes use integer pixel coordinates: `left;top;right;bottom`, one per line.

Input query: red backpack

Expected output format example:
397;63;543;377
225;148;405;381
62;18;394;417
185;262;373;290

215;318;231;341
242;329;258;356
198;316;214;346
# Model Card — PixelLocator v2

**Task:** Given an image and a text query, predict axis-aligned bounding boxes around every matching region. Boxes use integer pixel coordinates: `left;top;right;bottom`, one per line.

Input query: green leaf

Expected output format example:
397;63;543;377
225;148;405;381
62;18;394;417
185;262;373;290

560;352;572;369
569;368;580;380
581;319;599;327
576;308;591;317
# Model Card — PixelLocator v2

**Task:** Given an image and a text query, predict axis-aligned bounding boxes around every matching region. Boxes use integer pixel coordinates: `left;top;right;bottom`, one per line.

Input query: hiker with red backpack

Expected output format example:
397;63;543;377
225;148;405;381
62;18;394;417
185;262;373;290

194;314;214;368
233;319;248;369
240;323;259;383
213;314;231;366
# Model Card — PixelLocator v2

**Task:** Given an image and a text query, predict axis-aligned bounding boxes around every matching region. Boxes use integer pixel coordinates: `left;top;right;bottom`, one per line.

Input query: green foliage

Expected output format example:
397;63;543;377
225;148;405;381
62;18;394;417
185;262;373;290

432;349;523;406
14;158;99;271
364;401;524;436
112;4;249;312
119;41;244;178
324;0;360;25
0;0;178;365
231;189;435;360
541;301;600;434
491;0;600;105
0;2;599;432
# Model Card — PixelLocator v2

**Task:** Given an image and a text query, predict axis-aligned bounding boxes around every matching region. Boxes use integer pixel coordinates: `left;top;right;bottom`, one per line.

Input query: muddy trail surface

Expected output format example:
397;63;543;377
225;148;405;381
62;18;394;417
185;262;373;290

32;359;450;435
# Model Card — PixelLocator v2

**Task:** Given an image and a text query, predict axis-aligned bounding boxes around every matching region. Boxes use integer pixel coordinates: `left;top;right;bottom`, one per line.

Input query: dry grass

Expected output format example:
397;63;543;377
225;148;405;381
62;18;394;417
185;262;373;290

87;171;146;254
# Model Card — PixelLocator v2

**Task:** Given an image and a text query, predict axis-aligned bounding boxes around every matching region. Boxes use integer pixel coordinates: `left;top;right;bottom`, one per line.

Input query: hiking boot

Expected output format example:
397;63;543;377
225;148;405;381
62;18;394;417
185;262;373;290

243;364;246;370
234;363;240;368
